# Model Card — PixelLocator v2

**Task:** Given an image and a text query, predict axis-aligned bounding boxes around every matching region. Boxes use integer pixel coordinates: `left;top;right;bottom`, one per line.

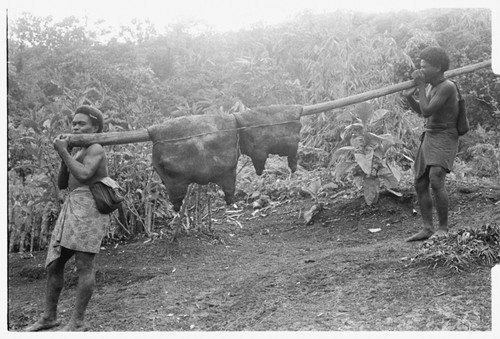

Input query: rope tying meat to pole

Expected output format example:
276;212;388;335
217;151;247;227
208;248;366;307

150;118;300;146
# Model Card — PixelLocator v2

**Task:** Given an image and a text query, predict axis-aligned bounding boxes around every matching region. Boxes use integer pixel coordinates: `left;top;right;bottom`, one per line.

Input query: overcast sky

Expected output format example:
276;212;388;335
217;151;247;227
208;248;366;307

5;0;499;33
6;0;499;72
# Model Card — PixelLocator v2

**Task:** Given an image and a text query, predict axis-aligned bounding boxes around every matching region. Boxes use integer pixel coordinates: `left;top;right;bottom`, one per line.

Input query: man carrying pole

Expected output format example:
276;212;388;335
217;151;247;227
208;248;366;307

402;46;460;242
25;105;110;331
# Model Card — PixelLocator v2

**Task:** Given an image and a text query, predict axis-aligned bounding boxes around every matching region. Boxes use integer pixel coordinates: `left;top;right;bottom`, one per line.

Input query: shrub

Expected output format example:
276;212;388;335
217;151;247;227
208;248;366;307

330;102;403;205
411;223;500;272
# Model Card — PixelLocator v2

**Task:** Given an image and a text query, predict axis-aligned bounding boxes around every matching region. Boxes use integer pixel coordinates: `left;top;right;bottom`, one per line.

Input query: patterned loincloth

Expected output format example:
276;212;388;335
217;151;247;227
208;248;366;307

45;186;110;268
414;126;459;180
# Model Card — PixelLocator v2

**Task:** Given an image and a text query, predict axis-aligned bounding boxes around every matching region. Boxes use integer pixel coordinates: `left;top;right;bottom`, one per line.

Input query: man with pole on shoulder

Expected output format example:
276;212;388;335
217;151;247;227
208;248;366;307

402;46;460;242
26;105;110;331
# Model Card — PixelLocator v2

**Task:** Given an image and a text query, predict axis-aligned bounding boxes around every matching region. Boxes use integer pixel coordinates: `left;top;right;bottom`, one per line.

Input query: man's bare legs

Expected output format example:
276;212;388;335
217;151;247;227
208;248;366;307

25;249;97;331
429;166;449;237
24;248;73;331
61;251;96;331
406;166;449;242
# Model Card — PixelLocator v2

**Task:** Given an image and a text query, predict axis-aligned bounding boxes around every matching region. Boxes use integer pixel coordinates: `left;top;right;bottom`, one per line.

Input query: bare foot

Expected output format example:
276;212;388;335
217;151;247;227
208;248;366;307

429;229;448;239
406;228;434;242
24;318;61;331
60;320;88;331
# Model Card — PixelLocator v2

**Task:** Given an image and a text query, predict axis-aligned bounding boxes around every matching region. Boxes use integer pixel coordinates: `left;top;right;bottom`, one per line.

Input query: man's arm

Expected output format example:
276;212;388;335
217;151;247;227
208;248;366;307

60;145;104;182
57;161;70;189
417;83;452;118
405;95;422;114
402;86;422;114
54;135;105;183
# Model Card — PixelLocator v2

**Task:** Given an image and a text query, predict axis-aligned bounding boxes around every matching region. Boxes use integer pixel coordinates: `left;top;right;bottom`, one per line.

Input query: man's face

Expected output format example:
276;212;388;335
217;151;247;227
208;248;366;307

420;59;440;83
72;113;98;134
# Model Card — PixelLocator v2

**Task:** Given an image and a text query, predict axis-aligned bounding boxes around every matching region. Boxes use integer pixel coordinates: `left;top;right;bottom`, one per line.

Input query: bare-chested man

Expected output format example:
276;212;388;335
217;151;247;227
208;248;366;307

26;105;110;331
402;46;460;242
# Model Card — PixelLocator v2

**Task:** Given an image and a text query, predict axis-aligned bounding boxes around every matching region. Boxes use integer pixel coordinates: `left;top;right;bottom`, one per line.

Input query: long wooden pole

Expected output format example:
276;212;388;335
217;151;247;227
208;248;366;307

301;59;492;116
66;59;492;147
67;128;150;147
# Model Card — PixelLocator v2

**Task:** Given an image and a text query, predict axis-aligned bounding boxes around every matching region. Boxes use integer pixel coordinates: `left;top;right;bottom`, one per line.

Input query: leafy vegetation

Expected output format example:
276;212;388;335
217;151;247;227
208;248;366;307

330;103;402;205
410;223;500;272
7;9;498;252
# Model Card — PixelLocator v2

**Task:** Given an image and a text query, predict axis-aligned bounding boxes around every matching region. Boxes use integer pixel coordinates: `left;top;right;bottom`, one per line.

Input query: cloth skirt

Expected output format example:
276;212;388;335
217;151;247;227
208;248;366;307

46;186;110;268
414;127;459;180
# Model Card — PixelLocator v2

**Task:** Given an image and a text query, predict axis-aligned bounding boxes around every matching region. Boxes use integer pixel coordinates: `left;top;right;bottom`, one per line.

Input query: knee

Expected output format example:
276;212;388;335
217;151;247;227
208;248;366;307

46;258;65;276
45;263;65;289
429;168;446;191
75;260;96;289
75;262;93;275
74;254;95;275
414;178;428;194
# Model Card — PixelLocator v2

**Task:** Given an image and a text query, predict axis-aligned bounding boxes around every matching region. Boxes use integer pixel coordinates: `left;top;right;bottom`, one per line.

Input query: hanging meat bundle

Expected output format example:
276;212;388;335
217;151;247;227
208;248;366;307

234;105;302;175
147;115;239;212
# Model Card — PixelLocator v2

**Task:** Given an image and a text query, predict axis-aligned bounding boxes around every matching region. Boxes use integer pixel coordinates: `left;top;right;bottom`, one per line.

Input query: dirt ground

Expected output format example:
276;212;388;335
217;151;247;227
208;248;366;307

7;183;500;332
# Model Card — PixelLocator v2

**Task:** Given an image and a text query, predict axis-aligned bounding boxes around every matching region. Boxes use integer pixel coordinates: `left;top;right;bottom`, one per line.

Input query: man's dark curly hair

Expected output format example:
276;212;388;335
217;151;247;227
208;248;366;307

74;105;104;133
419;46;450;72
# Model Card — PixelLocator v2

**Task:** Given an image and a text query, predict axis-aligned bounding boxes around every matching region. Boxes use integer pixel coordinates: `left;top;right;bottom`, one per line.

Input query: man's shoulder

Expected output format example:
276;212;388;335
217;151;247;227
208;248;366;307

436;80;456;95
443;79;458;89
82;143;106;159
86;143;105;153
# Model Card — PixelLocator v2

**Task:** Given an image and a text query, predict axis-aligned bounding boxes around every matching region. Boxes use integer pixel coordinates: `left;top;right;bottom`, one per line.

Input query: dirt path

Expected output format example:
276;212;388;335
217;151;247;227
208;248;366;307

7;185;499;331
